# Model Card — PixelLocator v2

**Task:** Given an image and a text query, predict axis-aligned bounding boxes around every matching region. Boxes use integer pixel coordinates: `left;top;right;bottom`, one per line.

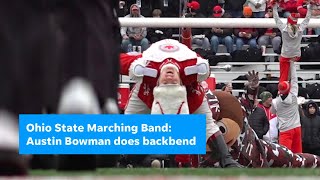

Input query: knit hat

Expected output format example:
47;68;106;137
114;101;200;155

278;81;290;95
243;6;252;17
287;13;300;25
213;5;223;17
187;1;200;11
259;91;272;103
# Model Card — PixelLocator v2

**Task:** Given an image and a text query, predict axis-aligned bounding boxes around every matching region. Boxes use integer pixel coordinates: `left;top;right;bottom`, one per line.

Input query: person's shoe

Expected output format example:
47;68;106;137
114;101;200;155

57;77;101;114
56;78;101;171
0;110;29;175
207;132;243;168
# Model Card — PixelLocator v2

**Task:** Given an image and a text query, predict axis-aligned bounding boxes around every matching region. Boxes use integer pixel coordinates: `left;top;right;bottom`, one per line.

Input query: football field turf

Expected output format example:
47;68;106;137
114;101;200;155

5;168;316;179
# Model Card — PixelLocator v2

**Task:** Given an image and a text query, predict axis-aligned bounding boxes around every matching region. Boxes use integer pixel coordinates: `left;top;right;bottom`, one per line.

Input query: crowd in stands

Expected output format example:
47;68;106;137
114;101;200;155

117;0;320;55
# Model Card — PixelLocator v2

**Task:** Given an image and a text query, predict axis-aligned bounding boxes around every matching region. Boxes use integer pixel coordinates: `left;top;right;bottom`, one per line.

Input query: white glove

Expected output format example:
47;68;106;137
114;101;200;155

184;58;210;82
132;64;145;77
193;34;205;39
196;62;209;75
129;58;158;81
184;60;209;75
155;30;164;34
297;96;306;105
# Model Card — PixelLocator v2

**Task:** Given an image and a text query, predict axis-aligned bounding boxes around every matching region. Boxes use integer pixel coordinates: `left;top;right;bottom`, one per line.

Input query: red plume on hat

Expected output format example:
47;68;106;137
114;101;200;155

187;1;200;11
287;13;300;25
278;81;290;95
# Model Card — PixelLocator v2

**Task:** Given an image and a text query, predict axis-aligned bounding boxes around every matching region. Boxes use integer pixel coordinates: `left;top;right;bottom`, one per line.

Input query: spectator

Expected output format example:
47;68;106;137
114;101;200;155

125;0;154;17
248;106;270;139
152;0;184;37
238;70;260;117
153;0;182;17
297;0;320;35
224;0;247;17
185;1;211;50
234;6;258;50
258;91;279;143
246;0;267;18
121;4;149;52
301;101;320;156
207;0;226;16
206;5;234;54
279;0;298;17
258;7;282;54
146;9;173;44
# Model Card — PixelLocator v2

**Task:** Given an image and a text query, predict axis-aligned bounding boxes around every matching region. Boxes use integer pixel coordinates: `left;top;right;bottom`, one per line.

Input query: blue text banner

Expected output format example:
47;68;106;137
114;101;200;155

19;114;206;155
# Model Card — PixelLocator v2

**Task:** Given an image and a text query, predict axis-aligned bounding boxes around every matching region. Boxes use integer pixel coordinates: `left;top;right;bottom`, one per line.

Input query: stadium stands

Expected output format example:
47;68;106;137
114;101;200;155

118;0;320;104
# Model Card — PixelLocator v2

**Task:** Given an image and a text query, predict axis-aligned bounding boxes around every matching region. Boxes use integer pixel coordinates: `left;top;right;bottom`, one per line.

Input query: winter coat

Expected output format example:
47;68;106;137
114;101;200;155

248;107;270;139
124;0;154;17
301;101;320;150
120;5;147;38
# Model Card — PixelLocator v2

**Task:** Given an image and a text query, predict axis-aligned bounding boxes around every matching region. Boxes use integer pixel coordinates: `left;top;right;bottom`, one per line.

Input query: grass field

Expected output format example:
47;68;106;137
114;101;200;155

30;168;320;176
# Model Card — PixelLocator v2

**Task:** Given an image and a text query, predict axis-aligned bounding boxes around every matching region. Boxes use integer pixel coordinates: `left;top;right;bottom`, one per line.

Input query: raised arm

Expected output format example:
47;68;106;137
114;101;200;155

290;62;298;97
273;3;285;31
300;4;312;31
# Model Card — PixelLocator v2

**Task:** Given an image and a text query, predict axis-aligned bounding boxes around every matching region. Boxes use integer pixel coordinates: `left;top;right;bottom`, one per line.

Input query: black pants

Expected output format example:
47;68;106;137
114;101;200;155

0;1;58;115
0;0;121;115
50;0;121;112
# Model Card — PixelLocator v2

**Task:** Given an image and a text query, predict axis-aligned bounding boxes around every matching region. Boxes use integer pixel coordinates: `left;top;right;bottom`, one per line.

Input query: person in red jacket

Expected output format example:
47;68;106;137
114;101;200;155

297;0;320;34
120;39;242;168
279;0;299;17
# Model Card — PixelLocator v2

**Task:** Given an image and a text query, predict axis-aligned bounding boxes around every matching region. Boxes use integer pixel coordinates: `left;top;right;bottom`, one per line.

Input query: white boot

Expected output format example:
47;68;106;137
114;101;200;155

56;78;99;171
57;77;101;114
0;110;29;175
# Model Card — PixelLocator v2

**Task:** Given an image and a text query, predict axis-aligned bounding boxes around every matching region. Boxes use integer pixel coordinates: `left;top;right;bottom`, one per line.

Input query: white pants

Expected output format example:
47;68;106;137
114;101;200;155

125;83;220;141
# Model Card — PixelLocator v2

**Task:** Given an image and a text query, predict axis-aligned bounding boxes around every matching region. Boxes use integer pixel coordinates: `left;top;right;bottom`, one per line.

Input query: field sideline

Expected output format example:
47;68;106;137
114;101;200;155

1;168;319;180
